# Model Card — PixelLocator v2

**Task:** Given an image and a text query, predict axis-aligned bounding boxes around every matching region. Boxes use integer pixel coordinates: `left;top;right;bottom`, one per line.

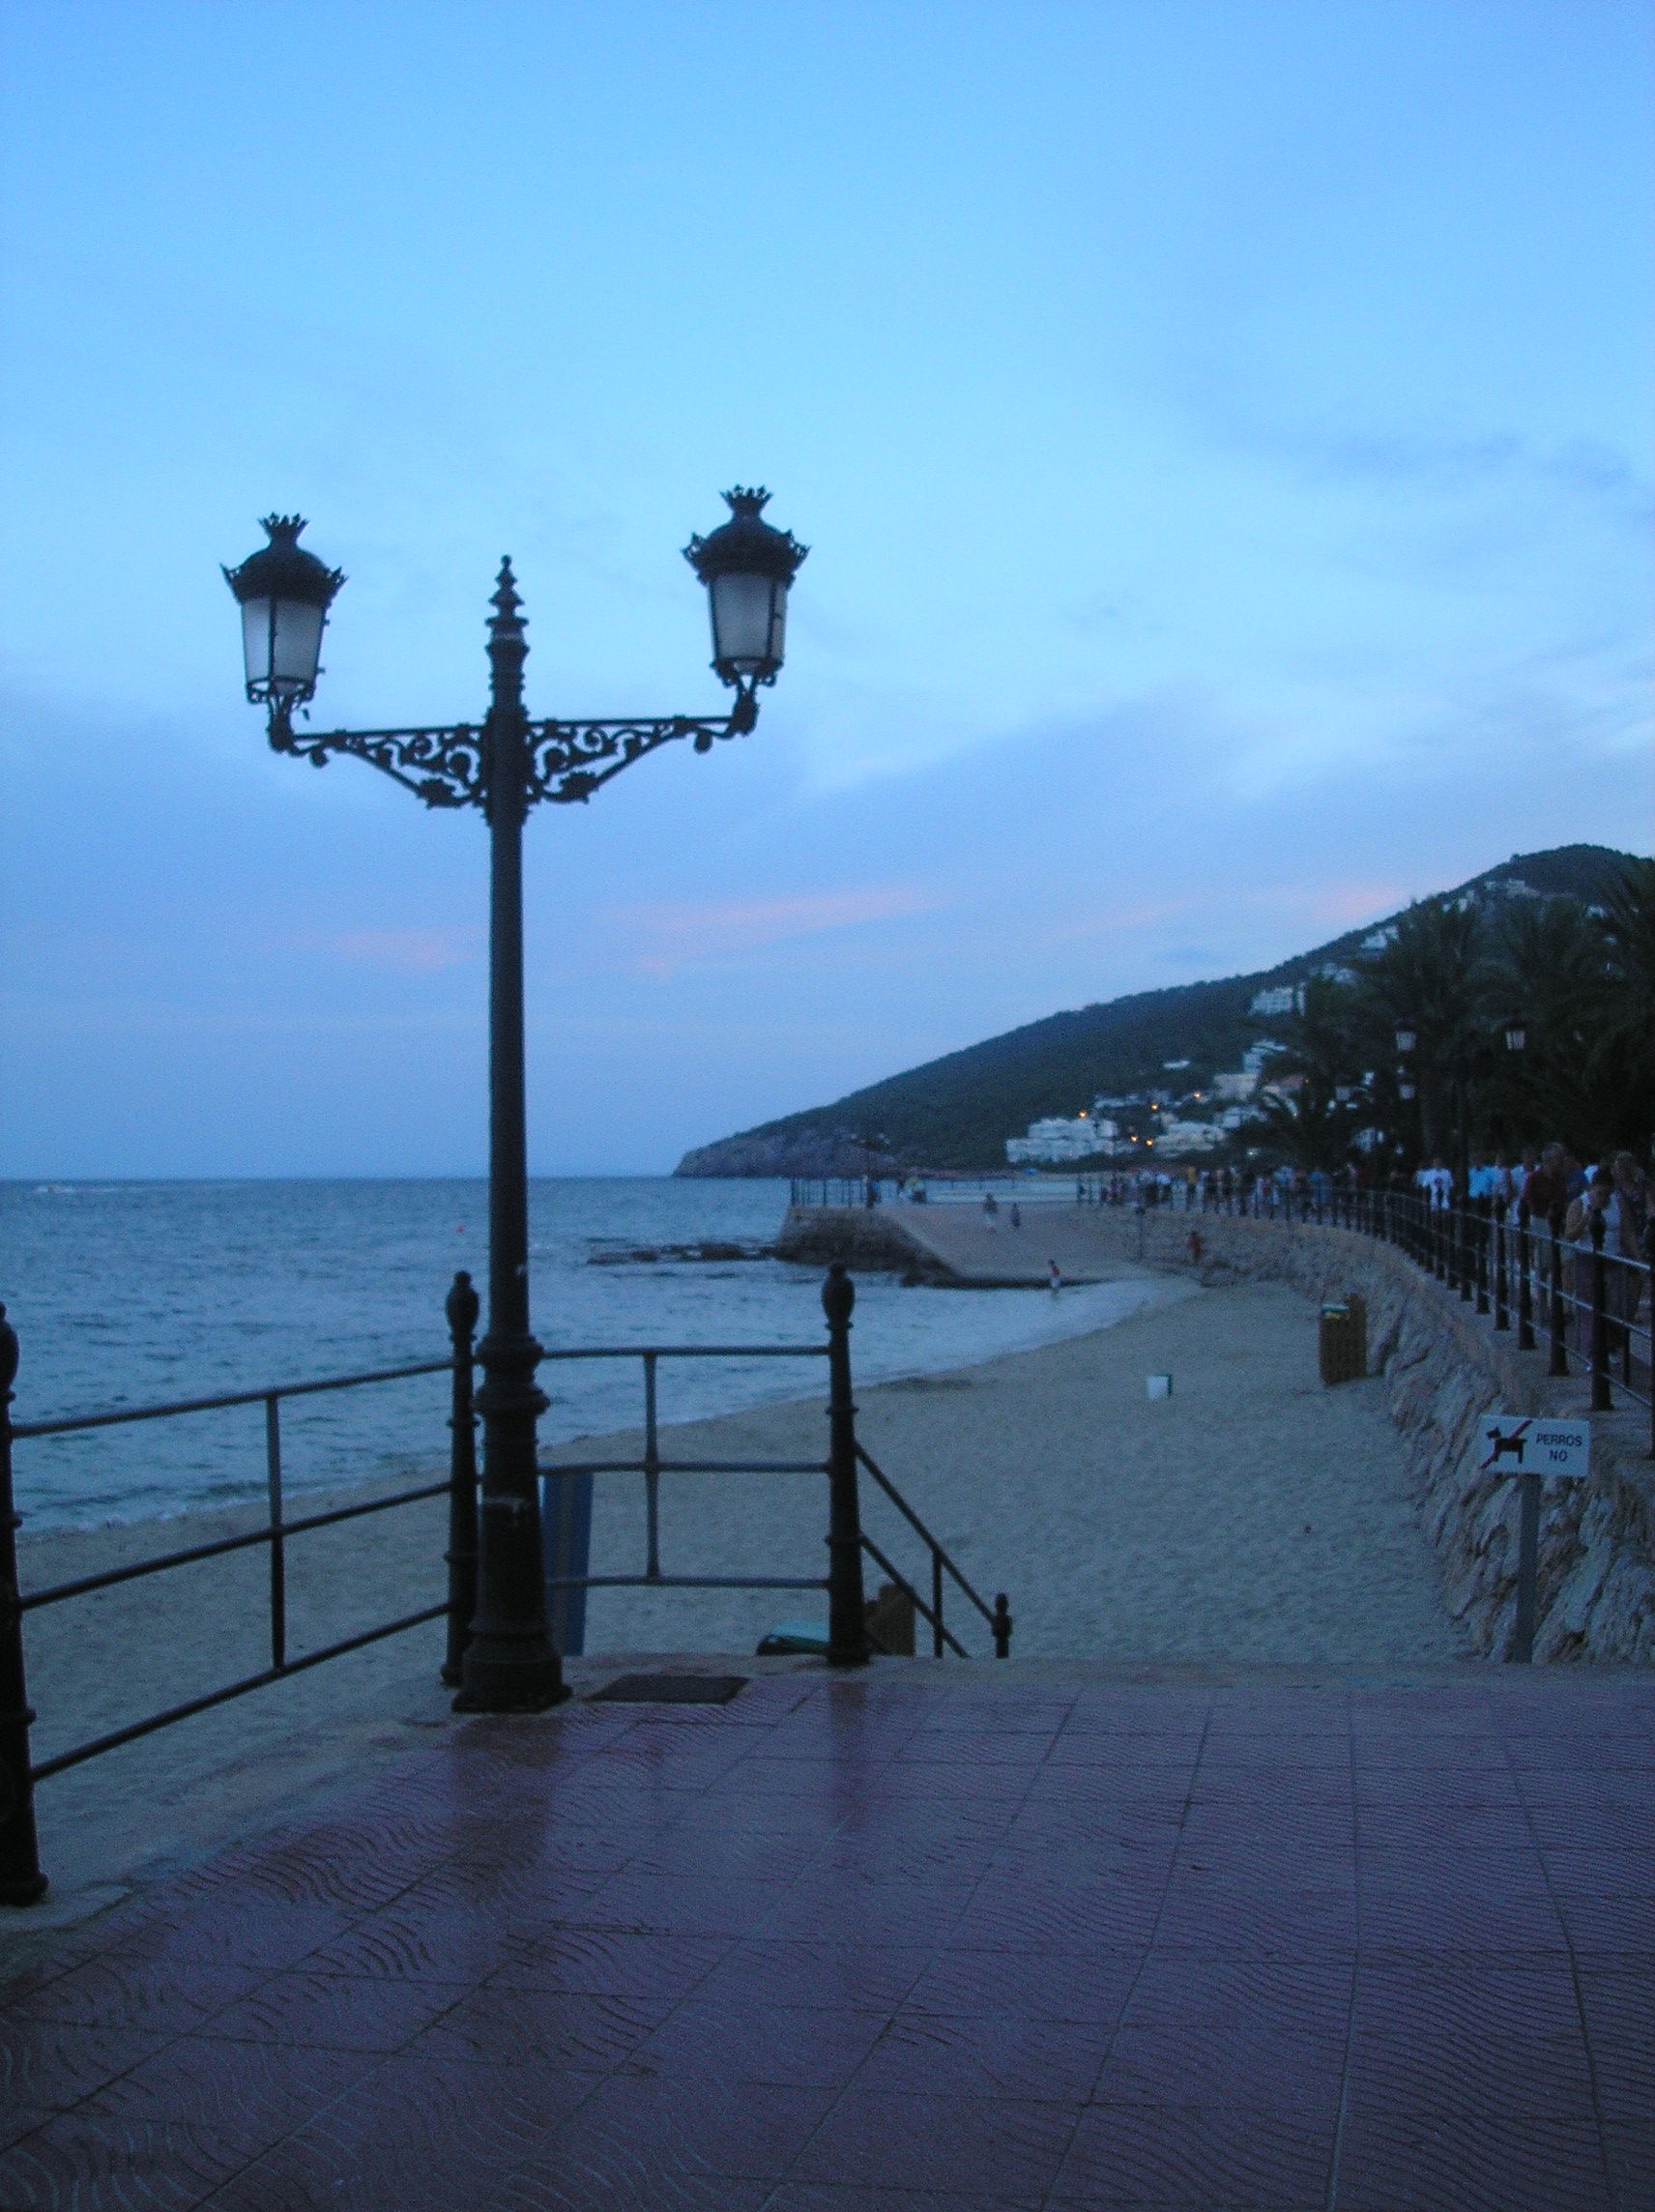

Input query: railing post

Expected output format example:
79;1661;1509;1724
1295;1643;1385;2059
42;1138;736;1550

1517;1204;1535;1351
1548;1208;1569;1378
992;1592;1012;1658
265;1395;286;1673
1474;1198;1490;1316
1589;1212;1613;1413
932;1551;944;1659
441;1270;481;1688
1494;1209;1509;1331
0;1305;48;1905
823;1265;869;1665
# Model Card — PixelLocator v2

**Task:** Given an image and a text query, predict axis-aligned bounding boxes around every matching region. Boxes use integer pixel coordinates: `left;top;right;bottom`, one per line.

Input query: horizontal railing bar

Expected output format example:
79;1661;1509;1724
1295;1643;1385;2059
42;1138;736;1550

540;1459;828;1477
19;1479;450;1612
13;1359;454;1438
544;1574;829;1591
29;1601;449;1782
859;1531;969;1658
537;1344;828;1361
856;1444;998;1627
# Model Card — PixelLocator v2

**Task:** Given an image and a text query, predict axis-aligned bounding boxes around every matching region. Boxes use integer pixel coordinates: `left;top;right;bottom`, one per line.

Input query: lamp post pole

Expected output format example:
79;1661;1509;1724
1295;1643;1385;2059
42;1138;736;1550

461;566;561;1709
225;494;807;1715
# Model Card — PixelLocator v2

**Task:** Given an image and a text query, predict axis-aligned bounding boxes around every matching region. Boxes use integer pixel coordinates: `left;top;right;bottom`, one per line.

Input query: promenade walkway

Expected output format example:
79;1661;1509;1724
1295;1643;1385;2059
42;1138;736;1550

3;1658;1650;2209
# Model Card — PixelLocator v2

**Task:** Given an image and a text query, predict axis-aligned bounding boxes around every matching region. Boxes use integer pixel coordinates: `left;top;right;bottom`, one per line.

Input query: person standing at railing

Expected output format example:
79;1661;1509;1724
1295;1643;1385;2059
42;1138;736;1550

1607;1152;1652;1359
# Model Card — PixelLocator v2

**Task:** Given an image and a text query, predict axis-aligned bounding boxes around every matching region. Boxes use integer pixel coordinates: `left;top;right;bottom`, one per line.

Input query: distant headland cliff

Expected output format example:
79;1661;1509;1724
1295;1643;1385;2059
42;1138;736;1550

673;845;1635;1177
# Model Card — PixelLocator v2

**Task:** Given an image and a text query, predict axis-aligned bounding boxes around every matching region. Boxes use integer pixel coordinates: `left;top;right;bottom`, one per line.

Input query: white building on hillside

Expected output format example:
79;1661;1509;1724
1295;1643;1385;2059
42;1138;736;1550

1005;1115;1117;1165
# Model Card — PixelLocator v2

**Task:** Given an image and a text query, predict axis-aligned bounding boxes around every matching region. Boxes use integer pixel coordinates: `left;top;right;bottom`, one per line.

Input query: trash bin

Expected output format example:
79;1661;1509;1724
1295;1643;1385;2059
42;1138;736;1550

1319;1295;1367;1385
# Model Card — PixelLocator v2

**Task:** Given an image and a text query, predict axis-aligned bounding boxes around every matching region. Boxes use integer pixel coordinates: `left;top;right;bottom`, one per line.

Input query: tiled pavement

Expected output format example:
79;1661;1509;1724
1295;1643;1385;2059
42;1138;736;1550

1;1663;1651;2210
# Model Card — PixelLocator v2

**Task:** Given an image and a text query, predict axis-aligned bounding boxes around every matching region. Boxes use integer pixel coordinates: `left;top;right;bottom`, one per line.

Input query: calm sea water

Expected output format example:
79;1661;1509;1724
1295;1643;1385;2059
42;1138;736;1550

2;1179;1154;1529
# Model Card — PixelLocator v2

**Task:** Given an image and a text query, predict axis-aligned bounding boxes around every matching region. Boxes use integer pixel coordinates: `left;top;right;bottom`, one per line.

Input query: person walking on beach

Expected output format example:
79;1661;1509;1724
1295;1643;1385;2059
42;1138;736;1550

1009;1203;1022;1230
982;1192;1000;1233
1048;1260;1062;1292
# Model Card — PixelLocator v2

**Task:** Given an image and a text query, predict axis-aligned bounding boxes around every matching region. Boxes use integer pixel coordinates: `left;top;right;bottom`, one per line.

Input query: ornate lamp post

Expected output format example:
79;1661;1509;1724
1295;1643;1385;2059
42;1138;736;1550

224;491;807;1712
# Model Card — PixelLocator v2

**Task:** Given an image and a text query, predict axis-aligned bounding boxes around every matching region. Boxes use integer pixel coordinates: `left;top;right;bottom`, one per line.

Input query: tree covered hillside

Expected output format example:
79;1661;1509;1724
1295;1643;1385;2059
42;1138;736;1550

675;846;1640;1175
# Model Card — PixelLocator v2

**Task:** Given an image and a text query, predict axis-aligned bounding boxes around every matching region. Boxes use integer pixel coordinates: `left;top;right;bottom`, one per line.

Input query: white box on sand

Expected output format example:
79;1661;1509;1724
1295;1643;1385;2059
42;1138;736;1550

1146;1374;1173;1399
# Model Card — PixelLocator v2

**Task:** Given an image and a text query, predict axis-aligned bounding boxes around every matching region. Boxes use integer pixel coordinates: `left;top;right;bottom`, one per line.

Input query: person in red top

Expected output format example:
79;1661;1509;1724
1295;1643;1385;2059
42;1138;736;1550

1522;1143;1582;1223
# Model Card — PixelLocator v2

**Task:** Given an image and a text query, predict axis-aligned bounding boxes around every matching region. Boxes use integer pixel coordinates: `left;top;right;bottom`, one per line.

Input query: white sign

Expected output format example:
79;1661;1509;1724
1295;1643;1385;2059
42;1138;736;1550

1478;1415;1590;1479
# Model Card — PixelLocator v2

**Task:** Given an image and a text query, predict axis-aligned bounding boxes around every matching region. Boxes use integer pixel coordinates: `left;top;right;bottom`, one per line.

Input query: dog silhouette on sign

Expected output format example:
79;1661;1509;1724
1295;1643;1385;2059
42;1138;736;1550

1487;1431;1526;1467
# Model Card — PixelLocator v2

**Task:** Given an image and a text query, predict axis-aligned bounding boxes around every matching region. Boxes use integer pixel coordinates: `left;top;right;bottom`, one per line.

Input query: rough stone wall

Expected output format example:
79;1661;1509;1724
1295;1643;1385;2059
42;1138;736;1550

1108;1208;1655;1666
773;1208;948;1281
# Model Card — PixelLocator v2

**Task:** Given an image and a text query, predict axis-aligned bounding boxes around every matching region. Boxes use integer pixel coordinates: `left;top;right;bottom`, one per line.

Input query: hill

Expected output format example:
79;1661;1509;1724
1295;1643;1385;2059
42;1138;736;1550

674;846;1637;1175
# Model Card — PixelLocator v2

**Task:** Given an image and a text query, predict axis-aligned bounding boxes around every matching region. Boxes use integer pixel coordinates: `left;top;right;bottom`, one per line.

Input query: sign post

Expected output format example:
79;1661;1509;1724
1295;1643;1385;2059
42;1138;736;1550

1478;1417;1590;1663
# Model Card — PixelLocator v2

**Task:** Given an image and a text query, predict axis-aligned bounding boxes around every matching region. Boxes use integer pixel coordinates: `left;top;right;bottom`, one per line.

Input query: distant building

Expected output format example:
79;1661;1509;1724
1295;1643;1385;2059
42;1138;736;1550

1213;1070;1259;1101
1248;984;1299;1017
1155;1118;1226;1154
1162;1057;1191;1071
1005;1115;1116;1165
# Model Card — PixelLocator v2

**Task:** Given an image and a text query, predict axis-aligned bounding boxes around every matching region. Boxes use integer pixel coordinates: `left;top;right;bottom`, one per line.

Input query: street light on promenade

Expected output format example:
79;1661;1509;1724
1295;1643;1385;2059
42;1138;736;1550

224;492;807;1713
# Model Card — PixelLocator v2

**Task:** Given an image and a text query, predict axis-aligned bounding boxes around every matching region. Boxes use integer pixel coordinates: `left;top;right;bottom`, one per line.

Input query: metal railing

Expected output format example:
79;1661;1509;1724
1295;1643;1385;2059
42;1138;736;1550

0;1265;1010;1905
1079;1173;1652;1455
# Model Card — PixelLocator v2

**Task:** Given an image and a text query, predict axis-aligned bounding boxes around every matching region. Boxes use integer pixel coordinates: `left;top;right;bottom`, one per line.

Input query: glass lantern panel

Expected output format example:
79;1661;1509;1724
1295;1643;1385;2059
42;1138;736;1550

269;598;326;694
767;580;790;669
711;572;775;673
241;597;274;690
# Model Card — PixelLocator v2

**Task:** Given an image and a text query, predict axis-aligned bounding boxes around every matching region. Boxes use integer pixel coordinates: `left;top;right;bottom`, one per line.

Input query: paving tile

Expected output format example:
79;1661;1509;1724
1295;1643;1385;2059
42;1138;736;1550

0;2112;251;2211
1091;2023;1345;2114
0;2108;54;2156
853;2008;1115;2100
203;1968;467;2051
764;2188;1045;2212
81;2032;377;2136
790;2087;1078;2197
487;1927;730;2001
505;2075;834;2199
1122;1955;1352;2034
197;2051;592;2212
944;1873;1164;1954
0;2016;170;2110
4;1955;257;2036
1600;2118;1655;2212
903;1938;1143;2023
760;1877;978;1947
626;1997;888;2089
413;1985;670;2070
1332;2106;1614;2212
694;1939;932;2013
1553;1887;1655;1954
1050;2098;1334;2205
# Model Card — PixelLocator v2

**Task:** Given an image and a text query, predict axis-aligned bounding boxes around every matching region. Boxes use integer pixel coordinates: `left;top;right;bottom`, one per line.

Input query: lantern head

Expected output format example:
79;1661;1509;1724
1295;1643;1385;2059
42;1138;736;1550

223;515;344;706
683;487;807;688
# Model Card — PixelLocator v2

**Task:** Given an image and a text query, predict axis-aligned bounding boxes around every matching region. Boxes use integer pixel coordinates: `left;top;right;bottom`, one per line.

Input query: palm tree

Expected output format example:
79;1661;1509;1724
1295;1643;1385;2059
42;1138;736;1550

1354;898;1489;1175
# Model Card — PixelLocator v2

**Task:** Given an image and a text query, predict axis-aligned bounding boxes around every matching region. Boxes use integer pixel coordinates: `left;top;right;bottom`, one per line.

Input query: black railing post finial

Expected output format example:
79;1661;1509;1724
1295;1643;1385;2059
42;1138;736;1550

992;1592;1013;1659
0;1304;48;1906
823;1264;869;1666
441;1270;482;1688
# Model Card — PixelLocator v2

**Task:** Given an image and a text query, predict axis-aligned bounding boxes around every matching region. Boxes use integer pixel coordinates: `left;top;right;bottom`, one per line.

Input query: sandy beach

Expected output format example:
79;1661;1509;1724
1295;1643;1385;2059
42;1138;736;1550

10;1269;1471;1910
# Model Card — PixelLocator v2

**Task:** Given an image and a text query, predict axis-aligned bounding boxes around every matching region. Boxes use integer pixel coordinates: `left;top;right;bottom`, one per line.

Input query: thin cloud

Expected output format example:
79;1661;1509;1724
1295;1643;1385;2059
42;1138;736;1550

323;928;479;974
613;886;942;975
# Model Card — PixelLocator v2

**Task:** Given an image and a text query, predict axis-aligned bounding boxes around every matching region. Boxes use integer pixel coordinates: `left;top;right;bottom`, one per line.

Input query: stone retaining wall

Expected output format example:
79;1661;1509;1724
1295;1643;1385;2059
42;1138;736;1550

1109;1208;1655;1666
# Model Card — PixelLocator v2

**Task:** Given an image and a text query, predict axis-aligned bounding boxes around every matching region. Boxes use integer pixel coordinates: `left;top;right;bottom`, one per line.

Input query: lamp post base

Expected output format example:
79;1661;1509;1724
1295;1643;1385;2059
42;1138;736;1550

451;1658;569;1714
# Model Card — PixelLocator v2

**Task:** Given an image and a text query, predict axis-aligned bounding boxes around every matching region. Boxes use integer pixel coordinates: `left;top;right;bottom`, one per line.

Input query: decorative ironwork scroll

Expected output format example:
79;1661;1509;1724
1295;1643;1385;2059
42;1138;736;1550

267;685;758;813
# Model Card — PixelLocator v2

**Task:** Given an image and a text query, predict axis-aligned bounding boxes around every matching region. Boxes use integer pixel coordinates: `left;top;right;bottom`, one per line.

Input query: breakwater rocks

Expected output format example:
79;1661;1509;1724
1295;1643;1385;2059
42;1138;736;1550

1109;1208;1654;1666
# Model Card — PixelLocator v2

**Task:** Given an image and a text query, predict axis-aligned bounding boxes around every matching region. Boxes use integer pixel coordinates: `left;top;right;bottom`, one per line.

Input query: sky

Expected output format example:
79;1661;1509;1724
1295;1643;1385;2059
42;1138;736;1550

2;0;1650;1177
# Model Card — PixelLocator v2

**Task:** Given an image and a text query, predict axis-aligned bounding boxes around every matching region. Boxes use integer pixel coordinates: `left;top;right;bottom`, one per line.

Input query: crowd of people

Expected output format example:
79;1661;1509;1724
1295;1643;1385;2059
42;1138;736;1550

1067;1149;1653;1360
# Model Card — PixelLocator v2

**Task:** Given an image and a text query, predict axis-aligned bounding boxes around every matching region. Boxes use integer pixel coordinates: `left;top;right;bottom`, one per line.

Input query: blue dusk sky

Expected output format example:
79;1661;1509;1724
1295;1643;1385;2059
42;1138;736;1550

2;1;1650;1177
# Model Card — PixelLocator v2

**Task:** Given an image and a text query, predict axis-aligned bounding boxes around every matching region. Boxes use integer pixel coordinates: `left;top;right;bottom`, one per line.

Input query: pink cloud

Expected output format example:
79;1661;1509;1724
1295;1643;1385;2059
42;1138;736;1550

325;928;479;975
613;885;941;974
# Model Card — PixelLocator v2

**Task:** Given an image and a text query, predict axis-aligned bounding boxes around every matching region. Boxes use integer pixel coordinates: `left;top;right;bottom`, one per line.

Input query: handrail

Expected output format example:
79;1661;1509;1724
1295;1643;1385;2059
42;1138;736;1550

856;1442;1000;1631
0;1266;1014;1905
11;1356;454;1438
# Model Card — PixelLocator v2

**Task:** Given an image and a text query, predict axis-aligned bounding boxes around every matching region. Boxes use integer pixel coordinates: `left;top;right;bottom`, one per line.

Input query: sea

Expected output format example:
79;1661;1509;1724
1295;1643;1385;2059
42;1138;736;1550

2;1179;1157;1531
